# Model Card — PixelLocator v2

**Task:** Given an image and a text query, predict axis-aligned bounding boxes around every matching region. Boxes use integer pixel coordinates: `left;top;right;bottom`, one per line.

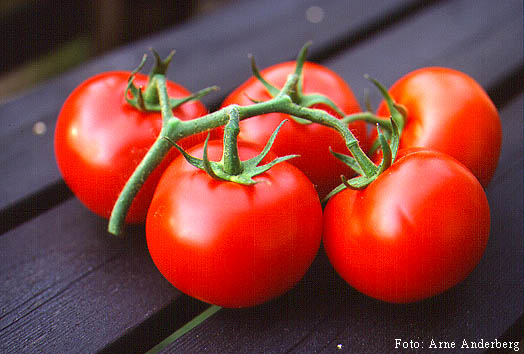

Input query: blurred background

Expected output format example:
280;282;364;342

0;0;236;102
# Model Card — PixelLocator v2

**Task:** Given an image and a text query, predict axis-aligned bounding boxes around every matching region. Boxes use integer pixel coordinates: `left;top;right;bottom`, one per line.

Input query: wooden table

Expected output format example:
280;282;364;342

1;1;522;353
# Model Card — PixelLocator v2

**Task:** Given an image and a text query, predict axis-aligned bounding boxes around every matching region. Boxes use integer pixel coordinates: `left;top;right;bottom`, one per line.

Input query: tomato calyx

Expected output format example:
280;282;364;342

364;75;407;156
249;42;345;124
125;50;218;113
323;117;400;203
320;74;405;203
365;75;407;132
166;107;297;185
341;75;407;157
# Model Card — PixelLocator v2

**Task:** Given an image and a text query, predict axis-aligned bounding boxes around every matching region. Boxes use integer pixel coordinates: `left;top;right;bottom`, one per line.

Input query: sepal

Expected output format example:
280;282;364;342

250;54;280;97
324;116;400;202
164;120;297;185
365;74;407;133
125;50;217;112
250;41;347;125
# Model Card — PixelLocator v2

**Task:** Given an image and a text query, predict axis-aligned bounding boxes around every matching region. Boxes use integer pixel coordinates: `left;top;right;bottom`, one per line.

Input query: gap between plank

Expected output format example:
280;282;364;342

0;179;73;235
145;305;222;354
487;63;524;109
97;296;209;354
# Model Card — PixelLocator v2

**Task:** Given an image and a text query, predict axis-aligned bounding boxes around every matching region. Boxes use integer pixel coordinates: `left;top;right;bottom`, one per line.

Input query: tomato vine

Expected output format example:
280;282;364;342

107;42;398;235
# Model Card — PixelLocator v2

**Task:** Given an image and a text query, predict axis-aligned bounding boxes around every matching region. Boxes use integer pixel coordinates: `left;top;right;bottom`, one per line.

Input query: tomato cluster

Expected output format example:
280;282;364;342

54;48;498;307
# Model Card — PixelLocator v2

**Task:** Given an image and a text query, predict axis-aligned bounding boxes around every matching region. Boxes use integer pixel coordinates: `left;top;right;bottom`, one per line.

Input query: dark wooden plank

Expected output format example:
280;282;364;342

0;0;428;216
0;198;204;354
158;0;524;352
158;94;524;354
326;0;523;106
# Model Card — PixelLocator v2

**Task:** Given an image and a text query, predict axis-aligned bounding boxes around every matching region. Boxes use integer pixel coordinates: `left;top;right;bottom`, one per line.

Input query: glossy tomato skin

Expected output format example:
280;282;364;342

323;149;490;303
146;141;323;308
376;67;501;187
54;71;209;223
222;61;366;199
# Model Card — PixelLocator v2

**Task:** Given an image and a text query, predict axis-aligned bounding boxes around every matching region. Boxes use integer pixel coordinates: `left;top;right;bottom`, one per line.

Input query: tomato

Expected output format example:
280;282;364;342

146;140;323;308
221;61;367;198
323;149;490;303
375;67;501;187
54;71;209;223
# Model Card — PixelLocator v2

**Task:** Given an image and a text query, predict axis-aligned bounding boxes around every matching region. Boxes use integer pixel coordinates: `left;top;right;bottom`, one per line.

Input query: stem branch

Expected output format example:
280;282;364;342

108;80;378;235
221;108;242;175
342;112;392;130
107;130;173;235
155;75;176;124
274;101;378;177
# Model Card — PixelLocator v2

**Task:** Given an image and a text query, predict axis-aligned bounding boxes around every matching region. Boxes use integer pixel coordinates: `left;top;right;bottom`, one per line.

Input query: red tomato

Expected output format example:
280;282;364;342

146;140;323;308
375;67;501;187
323;149;490;303
221;61;366;198
54;71;209;223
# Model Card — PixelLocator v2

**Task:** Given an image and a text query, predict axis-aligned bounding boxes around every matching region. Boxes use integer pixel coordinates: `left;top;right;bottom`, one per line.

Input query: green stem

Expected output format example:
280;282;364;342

170;99;282;140
142;50;175;104
108;93;379;235
342;111;392;130
108;77;178;235
107;126;175;235
221;108;242;175
273;100;378;178
278;74;300;102
155;75;176;124
108;77;379;235
142;76;160;105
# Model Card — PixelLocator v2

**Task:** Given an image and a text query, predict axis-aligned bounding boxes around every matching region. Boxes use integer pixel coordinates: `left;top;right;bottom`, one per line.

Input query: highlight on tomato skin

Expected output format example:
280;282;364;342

374;66;502;187
146;140;324;308
54;71;212;223
322;148;491;304
222;61;368;199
